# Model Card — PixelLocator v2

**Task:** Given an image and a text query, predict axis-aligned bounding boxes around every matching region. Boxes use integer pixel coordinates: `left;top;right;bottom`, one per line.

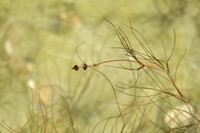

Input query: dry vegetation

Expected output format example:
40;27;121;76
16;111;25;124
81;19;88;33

0;0;200;133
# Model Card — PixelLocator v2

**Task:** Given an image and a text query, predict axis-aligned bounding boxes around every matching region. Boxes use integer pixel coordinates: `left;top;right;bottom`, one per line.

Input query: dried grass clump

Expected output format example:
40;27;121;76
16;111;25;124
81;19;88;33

73;20;200;132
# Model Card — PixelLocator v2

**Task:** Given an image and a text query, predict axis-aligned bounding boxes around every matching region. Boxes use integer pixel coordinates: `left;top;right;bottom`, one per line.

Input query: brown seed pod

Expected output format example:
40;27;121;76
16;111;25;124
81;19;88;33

72;65;79;71
82;64;87;70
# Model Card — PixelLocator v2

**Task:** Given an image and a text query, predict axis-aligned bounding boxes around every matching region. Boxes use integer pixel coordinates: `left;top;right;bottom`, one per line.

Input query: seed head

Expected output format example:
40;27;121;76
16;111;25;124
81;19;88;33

82;64;87;70
72;65;79;71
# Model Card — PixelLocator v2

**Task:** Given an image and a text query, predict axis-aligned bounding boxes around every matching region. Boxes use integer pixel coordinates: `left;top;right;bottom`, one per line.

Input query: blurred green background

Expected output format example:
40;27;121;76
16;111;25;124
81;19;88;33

0;0;200;132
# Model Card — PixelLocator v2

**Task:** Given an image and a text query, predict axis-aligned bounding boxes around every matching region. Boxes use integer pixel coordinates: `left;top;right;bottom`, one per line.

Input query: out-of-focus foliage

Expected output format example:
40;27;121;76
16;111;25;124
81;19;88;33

0;0;200;132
